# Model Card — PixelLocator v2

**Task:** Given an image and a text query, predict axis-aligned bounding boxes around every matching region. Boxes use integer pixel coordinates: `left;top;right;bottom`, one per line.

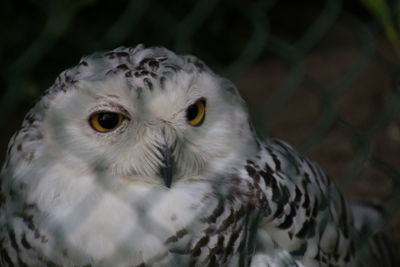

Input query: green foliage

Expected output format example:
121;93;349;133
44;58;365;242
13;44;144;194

361;0;400;56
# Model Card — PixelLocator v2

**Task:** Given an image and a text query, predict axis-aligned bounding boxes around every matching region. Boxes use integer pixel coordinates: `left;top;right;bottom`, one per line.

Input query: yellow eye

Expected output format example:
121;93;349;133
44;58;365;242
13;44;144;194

186;99;206;126
89;112;124;132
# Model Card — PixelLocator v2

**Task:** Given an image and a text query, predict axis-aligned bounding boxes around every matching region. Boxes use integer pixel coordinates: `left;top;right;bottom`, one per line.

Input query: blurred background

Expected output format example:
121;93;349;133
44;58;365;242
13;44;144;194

1;0;400;245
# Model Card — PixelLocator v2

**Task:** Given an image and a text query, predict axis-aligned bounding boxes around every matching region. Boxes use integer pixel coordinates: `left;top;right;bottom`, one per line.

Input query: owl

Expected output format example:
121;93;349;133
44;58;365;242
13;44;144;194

0;45;396;267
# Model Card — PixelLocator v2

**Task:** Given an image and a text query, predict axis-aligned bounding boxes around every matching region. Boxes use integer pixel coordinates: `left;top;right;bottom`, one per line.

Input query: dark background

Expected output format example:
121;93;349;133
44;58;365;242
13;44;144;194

1;0;399;243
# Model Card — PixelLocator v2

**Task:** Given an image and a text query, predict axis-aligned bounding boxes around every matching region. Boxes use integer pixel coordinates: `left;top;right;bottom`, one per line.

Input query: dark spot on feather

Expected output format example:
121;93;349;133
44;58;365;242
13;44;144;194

64;75;74;84
277;203;296;229
20;234;31;250
139;57;151;66
115;51;130;59
191;247;201;257
245;165;256;178
312;199;319;218
294;186;302;203
204;201;224;223
210;235;225;254
279;186;290;203
219;209;235;232
160;76;166;89
208;254;217;267
236;205;245;218
116;64;129;71
296;220;310;239
291;243;307;256
271;180;280;202
1;246;14;266
194;235;209;250
204;225;215;234
8;230;19;252
227;230;240;248
176;229;187;238
194;60;205;72
165;235;178;244
259;170;272;186
303;193;310;209
148;60;159;70
143;78;153;90
21;215;35;230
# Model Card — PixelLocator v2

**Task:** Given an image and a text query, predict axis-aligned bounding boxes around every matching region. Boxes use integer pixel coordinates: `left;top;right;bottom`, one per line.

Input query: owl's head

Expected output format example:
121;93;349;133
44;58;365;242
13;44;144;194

10;45;257;188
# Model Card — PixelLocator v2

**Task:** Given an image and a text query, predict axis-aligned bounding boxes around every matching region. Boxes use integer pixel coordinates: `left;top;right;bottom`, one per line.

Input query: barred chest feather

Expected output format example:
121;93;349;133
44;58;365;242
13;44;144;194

1;178;255;266
1;138;360;267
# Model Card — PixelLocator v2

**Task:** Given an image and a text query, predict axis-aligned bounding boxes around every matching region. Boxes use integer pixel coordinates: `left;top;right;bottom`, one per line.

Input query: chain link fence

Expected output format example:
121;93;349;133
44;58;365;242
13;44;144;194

1;0;399;264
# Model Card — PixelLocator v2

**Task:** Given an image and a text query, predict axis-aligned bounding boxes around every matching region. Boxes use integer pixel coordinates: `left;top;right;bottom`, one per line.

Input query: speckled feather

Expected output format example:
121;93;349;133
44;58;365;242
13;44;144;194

0;45;395;267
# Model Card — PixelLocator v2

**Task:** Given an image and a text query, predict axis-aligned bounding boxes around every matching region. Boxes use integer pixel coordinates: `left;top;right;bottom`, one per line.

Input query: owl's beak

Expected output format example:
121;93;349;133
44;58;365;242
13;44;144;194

159;145;174;188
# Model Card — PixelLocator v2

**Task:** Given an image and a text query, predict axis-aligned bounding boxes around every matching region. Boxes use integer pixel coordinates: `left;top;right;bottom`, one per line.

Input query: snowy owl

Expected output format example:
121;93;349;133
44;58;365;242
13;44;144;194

0;45;396;266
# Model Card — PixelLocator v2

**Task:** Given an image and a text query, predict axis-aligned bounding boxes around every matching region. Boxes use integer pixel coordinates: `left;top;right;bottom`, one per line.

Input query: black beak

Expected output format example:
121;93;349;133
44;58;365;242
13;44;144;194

159;145;174;188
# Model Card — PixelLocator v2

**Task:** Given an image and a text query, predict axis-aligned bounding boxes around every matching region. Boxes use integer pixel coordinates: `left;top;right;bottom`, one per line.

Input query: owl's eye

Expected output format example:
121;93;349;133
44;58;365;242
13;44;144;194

89;112;125;132
186;99;206;126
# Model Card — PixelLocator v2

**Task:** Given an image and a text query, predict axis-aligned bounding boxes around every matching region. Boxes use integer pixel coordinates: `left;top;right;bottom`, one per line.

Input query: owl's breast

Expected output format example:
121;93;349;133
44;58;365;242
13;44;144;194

7;171;254;266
